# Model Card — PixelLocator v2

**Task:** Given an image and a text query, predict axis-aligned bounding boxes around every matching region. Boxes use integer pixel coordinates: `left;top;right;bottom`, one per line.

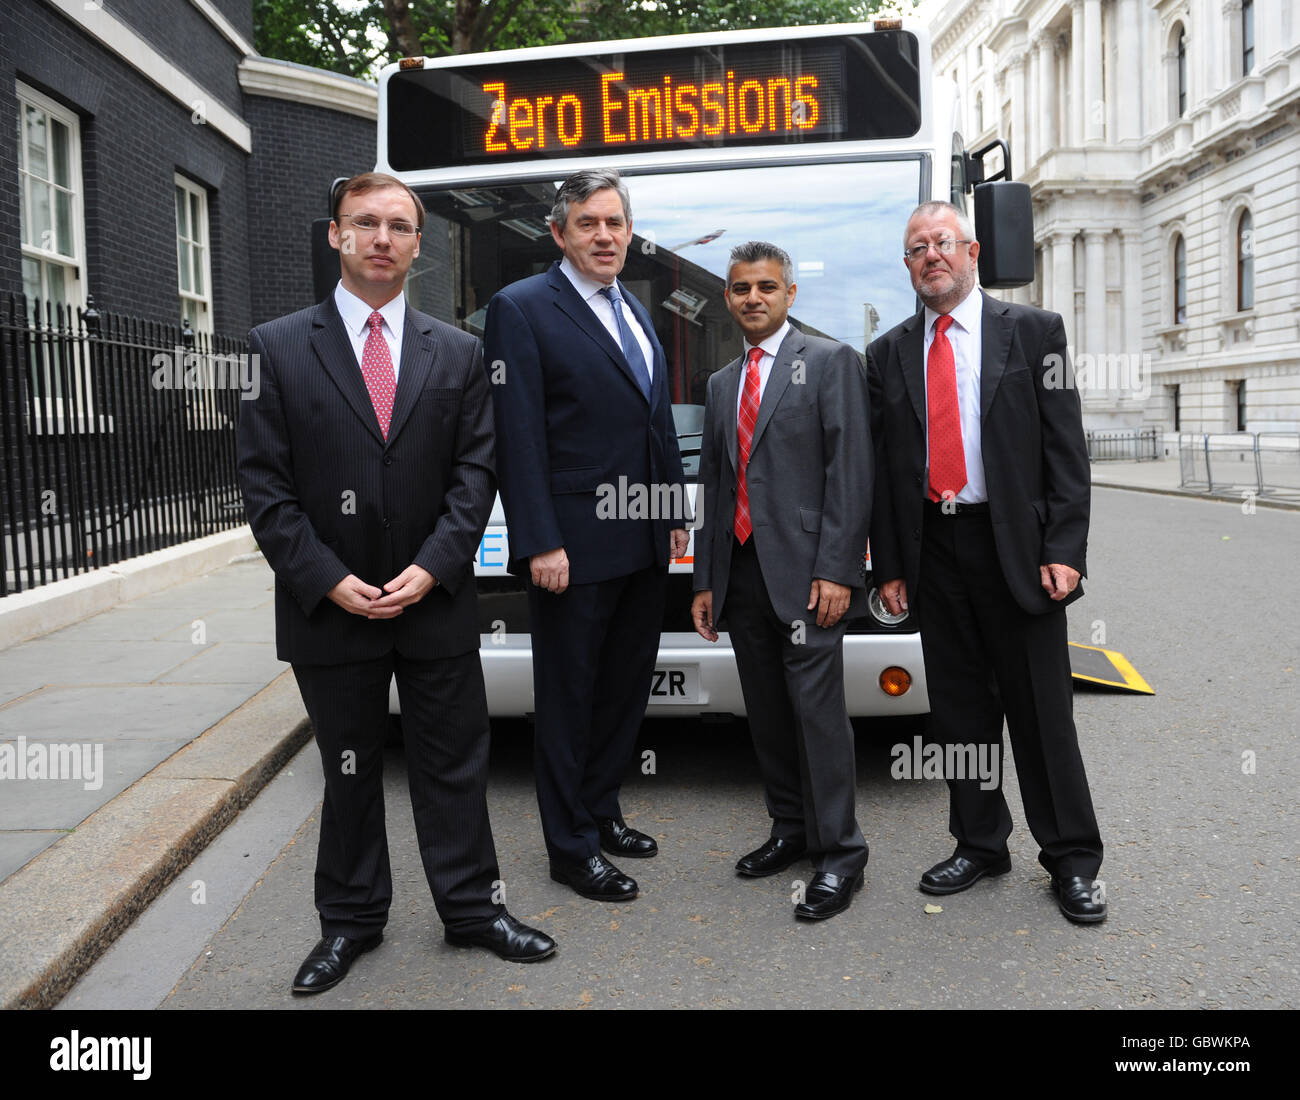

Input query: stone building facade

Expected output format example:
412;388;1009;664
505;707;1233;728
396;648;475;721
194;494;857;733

926;0;1300;434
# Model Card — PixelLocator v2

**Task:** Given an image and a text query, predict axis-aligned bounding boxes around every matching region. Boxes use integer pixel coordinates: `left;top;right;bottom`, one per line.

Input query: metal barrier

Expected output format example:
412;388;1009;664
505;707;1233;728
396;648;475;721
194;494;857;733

1085;427;1160;462
1;294;248;596
1178;431;1300;498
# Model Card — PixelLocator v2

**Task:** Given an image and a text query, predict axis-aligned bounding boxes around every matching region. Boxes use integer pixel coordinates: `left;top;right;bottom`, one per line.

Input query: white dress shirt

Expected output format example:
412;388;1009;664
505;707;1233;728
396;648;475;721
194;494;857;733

735;319;791;419
922;287;987;503
334;281;405;380
558;256;655;383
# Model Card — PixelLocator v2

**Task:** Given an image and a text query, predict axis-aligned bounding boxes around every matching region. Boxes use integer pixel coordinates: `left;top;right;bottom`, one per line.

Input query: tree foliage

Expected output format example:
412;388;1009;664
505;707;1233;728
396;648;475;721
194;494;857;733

254;0;899;74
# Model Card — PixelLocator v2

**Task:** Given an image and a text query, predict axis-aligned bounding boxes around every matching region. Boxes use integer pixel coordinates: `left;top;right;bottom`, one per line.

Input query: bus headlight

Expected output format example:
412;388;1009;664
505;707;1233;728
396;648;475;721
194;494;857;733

868;586;909;626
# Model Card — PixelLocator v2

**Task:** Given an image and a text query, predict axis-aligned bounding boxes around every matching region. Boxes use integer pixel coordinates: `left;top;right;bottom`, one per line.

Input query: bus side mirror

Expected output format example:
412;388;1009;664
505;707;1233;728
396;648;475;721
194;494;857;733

974;180;1034;289
311;217;341;304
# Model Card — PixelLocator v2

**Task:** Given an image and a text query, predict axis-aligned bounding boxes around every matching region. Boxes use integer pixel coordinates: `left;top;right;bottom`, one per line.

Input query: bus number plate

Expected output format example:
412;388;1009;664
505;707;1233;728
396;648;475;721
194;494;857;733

649;665;700;704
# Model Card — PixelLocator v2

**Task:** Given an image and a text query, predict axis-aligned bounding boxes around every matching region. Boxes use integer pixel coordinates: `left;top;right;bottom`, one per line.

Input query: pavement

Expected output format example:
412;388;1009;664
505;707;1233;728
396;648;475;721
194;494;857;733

0;456;1293;1010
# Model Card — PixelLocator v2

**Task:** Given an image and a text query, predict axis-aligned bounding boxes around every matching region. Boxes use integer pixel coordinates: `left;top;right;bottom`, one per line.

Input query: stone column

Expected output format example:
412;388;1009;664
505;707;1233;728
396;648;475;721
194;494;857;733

1083;228;1109;401
1221;0;1243;80
1007;49;1028;179
1036;32;1057;156
1084;0;1104;142
1122;229;1144;402
1070;0;1085;145
1027;40;1041;166
1051;230;1076;336
1117;0;1142;140
1039;233;1053;312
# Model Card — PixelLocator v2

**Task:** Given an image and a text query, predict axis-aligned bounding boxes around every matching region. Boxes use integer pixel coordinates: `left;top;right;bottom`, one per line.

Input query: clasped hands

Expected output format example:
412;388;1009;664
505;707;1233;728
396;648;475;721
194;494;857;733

327;564;436;619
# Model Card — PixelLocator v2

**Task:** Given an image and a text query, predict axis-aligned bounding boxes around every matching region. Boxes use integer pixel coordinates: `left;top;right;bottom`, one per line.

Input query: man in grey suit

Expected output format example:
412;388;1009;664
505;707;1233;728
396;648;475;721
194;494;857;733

690;241;872;920
238;172;554;994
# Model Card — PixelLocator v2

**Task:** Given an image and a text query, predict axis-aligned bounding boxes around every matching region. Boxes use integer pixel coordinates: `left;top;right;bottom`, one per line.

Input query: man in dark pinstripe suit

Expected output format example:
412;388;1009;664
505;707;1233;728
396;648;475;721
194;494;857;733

238;172;555;995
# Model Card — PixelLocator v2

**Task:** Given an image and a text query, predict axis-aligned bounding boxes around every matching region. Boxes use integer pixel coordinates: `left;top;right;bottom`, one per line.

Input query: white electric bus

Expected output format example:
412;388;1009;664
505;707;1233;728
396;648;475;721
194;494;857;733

343;18;1033;719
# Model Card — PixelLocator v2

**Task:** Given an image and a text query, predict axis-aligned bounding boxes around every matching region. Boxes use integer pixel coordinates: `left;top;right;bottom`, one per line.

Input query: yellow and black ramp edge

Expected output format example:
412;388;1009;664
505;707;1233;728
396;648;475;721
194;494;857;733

1068;642;1155;694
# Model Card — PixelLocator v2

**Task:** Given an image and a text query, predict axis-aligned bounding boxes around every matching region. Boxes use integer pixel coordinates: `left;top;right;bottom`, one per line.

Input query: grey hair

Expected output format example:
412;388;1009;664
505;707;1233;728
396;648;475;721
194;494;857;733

905;200;976;245
727;241;795;287
549;169;632;229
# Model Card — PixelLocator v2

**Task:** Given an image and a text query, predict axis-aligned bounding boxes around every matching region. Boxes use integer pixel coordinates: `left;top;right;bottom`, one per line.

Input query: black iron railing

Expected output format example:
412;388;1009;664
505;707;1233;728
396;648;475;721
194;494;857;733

1;295;249;596
1084;427;1161;462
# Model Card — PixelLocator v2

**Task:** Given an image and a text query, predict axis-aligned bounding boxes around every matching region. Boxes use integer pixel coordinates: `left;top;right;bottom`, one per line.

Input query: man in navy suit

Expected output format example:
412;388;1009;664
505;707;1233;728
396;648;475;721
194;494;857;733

484;169;688;901
238;172;555;995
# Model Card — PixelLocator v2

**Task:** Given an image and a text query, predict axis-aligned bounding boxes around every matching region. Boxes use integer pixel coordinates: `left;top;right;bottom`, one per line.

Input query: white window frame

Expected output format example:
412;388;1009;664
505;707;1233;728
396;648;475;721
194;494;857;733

17;83;87;319
17;82;93;427
174;173;214;336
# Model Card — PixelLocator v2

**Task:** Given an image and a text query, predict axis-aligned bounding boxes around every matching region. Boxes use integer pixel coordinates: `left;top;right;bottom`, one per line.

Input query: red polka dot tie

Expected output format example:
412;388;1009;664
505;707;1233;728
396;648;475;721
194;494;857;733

361;310;396;440
734;346;763;544
926;313;967;502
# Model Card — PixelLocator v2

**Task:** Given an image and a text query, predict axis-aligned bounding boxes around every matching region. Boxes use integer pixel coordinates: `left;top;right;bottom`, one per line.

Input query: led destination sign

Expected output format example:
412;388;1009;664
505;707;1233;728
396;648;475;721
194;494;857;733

386;32;921;171
483;66;833;154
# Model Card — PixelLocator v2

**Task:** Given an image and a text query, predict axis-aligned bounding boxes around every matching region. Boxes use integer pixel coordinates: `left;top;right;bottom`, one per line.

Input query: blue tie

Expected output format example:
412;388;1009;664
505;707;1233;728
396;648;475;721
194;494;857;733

600;285;652;400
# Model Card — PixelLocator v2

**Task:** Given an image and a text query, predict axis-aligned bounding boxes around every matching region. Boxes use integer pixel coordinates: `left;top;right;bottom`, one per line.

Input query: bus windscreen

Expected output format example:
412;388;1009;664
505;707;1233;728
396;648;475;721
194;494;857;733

386;31;921;171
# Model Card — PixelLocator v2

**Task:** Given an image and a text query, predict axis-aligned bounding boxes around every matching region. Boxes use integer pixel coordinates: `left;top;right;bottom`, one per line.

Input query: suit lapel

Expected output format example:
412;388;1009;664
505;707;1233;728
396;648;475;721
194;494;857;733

721;355;742;473
899;310;926;429
385;308;437;446
310;298;385;446
748;327;804;455
547;264;648;401
979;294;1014;421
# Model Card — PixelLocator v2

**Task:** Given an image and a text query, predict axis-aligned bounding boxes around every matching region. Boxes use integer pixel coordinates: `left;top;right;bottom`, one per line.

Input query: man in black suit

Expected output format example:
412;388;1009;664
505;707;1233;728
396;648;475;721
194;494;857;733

866;200;1106;923
691;242;871;919
484;169;688;901
238;172;555;995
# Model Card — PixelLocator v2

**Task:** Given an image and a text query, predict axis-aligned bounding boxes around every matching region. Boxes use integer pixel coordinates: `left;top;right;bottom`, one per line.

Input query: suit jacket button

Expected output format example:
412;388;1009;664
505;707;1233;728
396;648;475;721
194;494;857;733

912;528;920;539
384;455;394;466
383;518;391;529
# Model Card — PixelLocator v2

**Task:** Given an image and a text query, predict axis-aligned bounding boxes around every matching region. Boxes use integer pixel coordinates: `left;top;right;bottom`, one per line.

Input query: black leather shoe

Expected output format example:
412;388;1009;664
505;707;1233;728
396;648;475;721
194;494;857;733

735;836;807;877
918;853;1012;895
1051;875;1108;923
597;816;658;858
794;870;865;920
549;854;639;901
291;932;383;994
445;911;557;962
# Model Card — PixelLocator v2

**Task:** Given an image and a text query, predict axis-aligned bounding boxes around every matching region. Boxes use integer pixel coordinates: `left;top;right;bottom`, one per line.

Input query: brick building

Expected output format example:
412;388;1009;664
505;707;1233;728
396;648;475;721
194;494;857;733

1;0;378;333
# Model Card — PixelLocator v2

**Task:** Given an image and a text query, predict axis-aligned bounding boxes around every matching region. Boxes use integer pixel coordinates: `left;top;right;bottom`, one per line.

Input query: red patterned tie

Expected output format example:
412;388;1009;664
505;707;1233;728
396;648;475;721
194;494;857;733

361;310;396;439
734;347;763;544
926;314;967;502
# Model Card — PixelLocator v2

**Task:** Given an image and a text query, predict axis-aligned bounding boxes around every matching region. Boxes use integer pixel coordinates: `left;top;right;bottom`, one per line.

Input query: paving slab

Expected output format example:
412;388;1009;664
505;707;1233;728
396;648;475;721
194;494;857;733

155;643;283;685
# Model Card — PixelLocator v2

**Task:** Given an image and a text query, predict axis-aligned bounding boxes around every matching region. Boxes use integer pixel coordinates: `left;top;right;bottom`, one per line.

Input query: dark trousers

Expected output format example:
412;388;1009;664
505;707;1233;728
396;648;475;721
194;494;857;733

723;536;868;877
916;503;1103;880
527;564;667;863
292;650;503;939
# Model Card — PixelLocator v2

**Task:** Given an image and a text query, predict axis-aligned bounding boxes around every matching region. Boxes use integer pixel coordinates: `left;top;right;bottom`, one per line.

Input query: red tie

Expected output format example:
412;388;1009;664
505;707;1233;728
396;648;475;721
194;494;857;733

734;346;763;544
361;310;396;439
926;314;967;502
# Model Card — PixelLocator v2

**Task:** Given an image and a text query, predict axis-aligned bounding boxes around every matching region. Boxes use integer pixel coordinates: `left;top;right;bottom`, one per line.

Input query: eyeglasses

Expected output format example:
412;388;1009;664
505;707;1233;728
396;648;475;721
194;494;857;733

904;238;972;262
338;214;419;238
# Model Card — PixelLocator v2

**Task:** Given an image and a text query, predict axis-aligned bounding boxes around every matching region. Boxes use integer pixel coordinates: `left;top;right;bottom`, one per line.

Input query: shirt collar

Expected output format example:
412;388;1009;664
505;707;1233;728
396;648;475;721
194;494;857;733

334;281;405;338
924;285;982;338
745;319;791;362
559;255;617;303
